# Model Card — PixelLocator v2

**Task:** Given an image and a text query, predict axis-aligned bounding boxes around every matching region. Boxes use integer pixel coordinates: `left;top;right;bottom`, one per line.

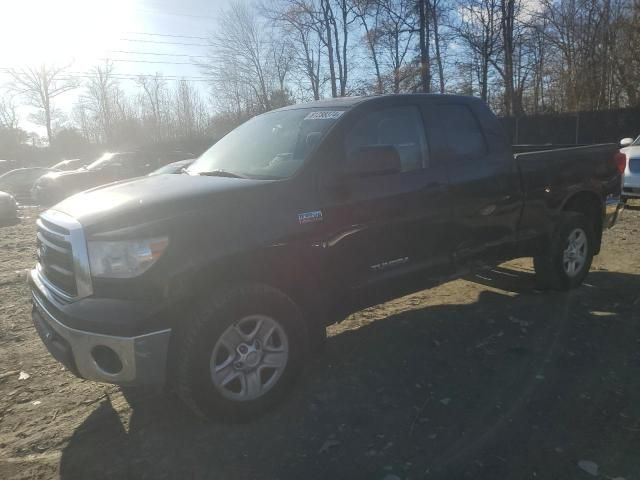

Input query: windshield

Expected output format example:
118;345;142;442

86;153;118;170
633;135;640;146
188;108;344;179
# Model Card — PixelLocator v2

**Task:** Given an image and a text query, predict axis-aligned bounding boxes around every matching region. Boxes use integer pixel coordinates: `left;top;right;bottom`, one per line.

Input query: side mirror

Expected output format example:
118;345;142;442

343;145;401;179
620;137;634;148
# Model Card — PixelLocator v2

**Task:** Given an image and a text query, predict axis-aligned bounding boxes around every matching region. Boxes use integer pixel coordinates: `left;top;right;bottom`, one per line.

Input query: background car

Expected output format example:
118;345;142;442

50;158;86;171
148;159;193;175
0;159;18;175
620;136;640;202
32;151;194;206
0;167;59;203
0;191;17;222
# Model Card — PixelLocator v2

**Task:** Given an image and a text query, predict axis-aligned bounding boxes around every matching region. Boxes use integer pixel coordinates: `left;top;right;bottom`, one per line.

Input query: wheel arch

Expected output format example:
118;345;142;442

183;249;329;332
561;190;604;254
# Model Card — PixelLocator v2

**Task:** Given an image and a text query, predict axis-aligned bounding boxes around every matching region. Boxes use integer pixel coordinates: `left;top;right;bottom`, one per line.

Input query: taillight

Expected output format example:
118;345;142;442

614;152;627;174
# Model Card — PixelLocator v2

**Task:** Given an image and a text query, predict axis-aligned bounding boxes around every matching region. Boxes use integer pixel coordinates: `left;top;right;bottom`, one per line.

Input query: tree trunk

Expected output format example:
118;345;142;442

321;0;338;98
43;87;52;146
501;0;515;116
341;0;348;96
418;0;430;93
431;0;445;94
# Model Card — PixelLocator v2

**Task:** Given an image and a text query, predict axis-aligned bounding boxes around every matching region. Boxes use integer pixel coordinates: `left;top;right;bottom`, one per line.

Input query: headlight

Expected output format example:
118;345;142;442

88;237;169;278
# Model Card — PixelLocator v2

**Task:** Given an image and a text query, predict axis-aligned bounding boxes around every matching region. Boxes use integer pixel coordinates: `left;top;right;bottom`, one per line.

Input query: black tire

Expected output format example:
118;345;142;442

533;212;595;290
171;284;307;421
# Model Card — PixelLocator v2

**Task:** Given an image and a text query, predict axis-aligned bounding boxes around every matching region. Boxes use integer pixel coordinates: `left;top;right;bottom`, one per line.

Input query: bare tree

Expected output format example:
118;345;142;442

430;0;448;94
7;64;78;145
500;0;515;114
172;80;208;139
454;0;501;101
613;0;640;106
263;0;325;100
0;96;19;129
378;0;417;93
81;61;120;144
417;0;431;92
204;1;275;112
351;0;385;92
137;73;170;142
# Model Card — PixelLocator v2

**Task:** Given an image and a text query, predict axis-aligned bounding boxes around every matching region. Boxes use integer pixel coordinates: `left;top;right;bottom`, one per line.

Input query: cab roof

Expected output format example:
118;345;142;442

274;93;481;112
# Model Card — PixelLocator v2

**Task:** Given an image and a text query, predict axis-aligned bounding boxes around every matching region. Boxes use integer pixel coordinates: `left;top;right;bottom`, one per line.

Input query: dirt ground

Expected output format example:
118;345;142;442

0;204;639;480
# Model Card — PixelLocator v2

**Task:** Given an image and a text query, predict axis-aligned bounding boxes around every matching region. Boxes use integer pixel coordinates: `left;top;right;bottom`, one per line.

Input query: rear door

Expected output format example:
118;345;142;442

316;100;452;304
424;100;521;266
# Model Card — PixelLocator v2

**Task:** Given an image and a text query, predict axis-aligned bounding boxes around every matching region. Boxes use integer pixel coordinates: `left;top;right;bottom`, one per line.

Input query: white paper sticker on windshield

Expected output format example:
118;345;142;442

304;111;344;120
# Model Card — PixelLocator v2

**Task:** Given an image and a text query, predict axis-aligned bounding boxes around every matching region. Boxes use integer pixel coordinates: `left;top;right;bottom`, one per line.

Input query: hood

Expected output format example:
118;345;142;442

52;173;276;233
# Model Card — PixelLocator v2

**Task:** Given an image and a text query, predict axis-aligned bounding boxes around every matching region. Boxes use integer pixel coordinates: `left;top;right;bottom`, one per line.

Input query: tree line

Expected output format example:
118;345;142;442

1;0;639;154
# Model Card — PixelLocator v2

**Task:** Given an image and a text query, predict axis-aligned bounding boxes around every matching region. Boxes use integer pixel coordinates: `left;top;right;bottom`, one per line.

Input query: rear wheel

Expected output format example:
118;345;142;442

534;212;594;290
172;284;306;421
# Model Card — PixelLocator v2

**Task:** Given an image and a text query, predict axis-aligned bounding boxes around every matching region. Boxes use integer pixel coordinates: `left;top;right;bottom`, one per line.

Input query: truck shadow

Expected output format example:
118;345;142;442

59;269;640;480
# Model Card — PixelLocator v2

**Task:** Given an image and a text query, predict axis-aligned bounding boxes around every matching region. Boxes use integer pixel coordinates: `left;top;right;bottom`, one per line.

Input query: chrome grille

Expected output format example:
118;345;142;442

35;210;92;301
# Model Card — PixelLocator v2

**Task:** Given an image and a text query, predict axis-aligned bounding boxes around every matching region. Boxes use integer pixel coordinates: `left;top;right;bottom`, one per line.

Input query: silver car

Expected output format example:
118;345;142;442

620;136;640;202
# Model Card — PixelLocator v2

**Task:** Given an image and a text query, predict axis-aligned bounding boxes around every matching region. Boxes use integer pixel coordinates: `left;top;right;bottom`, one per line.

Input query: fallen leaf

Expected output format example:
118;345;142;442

318;439;340;454
577;460;598;476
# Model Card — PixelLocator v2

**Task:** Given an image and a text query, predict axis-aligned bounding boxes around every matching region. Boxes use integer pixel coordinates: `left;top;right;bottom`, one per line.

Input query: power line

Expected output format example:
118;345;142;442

0;68;211;82
58;76;212;83
124;31;210;41
119;38;212;47
132;4;218;21
109;50;209;59
104;58;204;66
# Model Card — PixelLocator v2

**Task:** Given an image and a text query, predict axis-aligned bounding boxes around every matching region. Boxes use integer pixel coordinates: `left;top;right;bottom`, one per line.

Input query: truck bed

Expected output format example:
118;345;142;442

514;143;620;242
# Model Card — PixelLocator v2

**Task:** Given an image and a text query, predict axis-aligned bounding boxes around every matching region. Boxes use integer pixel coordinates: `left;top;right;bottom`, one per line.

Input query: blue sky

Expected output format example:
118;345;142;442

0;0;232;134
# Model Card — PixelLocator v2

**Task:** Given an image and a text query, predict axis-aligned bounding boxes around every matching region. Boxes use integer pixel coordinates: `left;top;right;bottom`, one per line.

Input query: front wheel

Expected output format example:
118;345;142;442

171;285;306;421
534;212;595;290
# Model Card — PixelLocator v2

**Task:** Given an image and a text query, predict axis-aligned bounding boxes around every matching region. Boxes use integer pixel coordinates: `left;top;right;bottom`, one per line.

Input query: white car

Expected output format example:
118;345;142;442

620;136;640;202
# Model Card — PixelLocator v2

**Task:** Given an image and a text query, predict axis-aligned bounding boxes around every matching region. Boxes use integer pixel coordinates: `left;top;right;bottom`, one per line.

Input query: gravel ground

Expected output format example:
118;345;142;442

0;203;639;480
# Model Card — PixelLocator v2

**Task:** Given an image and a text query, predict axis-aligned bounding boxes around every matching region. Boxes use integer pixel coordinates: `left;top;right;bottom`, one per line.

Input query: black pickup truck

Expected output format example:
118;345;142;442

29;95;624;420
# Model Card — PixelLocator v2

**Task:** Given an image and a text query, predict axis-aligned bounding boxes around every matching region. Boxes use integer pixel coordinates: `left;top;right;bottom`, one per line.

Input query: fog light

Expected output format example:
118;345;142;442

91;345;123;374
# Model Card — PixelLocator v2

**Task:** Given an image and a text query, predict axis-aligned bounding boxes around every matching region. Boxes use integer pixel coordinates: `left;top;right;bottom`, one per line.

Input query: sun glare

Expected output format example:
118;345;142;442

0;0;135;66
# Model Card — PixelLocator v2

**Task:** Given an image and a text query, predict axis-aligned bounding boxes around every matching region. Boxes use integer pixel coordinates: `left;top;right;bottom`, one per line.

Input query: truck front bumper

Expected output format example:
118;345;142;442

30;269;171;386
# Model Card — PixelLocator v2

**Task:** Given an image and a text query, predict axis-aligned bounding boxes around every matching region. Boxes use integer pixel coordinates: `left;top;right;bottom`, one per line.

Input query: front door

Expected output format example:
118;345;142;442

316;101;452;309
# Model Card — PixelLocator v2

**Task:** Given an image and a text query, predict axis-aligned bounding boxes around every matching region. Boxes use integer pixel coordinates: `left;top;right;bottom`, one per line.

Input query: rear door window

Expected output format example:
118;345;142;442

427;104;488;161
346;106;429;172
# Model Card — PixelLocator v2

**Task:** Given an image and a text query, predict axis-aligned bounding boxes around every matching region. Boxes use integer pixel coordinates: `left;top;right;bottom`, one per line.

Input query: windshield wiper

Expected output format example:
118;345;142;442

196;169;246;179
